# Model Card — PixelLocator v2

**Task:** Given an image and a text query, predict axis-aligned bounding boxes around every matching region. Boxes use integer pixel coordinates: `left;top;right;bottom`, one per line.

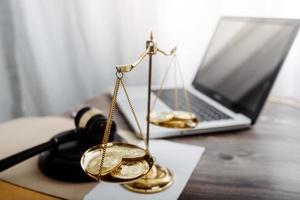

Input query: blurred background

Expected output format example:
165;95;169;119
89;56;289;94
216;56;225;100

0;0;300;122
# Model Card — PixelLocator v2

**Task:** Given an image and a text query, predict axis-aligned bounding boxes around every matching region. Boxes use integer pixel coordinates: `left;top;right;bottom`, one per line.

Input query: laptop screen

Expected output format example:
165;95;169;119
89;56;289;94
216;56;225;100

193;17;299;123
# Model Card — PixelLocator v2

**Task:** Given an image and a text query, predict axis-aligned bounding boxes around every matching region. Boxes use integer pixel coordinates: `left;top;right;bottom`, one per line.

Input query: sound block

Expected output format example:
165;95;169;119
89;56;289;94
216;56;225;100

38;141;95;182
38;133;121;182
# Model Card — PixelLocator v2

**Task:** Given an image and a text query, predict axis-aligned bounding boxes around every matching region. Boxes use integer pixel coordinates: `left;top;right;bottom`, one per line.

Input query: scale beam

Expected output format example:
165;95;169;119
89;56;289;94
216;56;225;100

116;36;176;73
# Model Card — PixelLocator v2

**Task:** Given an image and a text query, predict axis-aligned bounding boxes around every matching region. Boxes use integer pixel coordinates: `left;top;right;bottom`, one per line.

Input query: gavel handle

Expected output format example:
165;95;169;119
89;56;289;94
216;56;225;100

0;129;79;173
0;141;52;172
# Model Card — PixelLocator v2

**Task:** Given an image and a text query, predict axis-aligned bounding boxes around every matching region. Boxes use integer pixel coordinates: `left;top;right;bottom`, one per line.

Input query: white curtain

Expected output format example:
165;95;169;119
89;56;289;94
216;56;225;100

0;0;299;122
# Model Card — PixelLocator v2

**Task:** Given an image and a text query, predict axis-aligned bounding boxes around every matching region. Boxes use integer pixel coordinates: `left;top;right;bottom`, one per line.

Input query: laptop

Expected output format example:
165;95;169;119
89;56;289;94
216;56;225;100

116;17;300;138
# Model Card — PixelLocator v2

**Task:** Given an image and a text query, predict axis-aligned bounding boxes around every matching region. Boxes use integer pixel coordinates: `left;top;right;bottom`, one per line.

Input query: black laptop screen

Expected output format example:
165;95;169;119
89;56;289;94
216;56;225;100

193;17;299;123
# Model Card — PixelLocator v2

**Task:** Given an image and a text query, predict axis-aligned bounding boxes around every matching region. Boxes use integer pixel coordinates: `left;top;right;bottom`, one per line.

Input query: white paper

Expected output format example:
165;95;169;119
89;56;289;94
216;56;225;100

84;140;205;200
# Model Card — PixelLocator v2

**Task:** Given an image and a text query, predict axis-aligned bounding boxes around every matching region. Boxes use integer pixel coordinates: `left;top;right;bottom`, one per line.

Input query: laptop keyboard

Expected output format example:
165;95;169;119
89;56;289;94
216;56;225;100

152;88;231;121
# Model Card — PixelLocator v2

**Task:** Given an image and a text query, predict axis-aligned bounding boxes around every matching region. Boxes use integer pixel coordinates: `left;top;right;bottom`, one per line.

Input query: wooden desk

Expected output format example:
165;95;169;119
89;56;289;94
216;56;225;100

0;180;59;200
1;95;300;200
78;95;300;200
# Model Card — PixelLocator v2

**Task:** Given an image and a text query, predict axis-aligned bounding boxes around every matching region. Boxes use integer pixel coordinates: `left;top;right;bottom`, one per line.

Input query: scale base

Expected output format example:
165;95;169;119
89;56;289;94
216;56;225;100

122;164;174;193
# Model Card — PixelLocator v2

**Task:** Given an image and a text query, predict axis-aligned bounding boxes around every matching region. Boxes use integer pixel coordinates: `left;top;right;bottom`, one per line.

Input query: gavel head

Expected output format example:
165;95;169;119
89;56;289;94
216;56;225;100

74;107;116;144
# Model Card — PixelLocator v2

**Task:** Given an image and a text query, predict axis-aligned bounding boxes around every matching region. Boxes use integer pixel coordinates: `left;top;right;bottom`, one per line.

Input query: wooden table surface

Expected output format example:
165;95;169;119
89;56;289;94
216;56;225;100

1;95;300;200
79;95;300;200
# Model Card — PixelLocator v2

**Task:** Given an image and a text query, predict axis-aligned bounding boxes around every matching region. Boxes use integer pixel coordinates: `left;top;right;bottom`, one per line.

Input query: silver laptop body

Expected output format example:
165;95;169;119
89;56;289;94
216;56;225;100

116;17;300;138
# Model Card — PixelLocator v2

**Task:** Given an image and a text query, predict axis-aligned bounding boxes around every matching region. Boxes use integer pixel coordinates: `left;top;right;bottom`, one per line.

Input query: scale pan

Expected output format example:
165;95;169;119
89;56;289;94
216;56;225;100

173;111;197;120
80;142;154;183
149;111;199;129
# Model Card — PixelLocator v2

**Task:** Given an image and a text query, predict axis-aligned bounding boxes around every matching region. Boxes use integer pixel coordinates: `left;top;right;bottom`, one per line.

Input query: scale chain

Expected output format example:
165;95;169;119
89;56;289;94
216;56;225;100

174;56;179;111
151;53;193;116
98;75;121;180
151;55;175;111
176;56;192;114
120;79;149;152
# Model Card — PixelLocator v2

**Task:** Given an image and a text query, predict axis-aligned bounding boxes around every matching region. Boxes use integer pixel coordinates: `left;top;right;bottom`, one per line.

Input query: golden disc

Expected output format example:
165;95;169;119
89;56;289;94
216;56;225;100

111;160;150;180
160;119;187;128
173;111;196;120
110;145;146;160
85;151;122;176
185;120;198;128
150;112;174;124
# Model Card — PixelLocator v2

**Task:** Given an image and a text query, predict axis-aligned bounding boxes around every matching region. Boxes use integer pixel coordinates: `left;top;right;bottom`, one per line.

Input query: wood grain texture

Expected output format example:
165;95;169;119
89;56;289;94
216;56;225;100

0;180;59;200
73;94;300;200
5;94;298;200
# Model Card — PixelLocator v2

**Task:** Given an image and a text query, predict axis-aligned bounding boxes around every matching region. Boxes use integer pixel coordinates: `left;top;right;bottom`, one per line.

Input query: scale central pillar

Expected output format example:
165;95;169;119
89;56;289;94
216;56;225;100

122;33;175;193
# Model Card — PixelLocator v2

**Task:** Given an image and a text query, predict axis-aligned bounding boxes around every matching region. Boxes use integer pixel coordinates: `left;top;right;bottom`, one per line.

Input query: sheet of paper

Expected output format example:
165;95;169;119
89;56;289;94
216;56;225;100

85;140;205;200
0;117;97;200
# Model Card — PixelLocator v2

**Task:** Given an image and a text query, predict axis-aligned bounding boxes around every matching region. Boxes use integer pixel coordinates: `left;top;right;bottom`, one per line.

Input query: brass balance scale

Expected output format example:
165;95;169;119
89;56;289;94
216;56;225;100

80;33;199;193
